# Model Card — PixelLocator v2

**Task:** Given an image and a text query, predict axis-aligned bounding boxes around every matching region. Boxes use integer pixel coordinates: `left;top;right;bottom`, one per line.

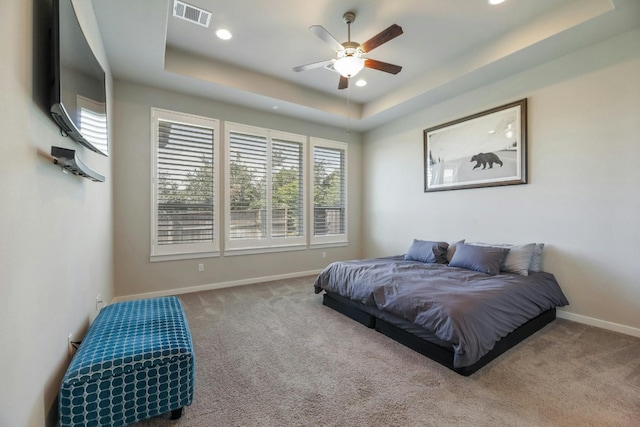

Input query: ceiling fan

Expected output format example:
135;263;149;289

293;11;403;90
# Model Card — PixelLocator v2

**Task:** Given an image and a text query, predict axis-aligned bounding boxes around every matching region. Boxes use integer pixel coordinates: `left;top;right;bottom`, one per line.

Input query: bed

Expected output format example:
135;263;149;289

313;240;569;376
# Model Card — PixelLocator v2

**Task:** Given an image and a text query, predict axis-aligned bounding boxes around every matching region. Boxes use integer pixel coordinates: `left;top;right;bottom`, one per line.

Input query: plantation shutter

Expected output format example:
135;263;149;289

312;144;346;238
228;130;268;240
154;115;216;251
271;138;304;238
225;123;307;252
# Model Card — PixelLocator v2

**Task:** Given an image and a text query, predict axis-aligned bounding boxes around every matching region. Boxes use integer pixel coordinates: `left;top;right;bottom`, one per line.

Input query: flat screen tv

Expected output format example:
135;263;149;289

50;0;109;157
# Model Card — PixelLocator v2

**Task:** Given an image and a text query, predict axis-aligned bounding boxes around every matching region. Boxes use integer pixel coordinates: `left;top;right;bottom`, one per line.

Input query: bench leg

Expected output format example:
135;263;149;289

170;407;183;420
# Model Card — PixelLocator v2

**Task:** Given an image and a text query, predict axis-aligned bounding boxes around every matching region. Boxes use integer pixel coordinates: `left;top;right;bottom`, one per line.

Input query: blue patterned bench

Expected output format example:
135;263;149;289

59;296;195;426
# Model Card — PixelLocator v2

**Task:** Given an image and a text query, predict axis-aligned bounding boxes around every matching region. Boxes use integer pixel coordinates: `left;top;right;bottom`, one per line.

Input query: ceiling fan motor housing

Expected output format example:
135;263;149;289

340;41;362;56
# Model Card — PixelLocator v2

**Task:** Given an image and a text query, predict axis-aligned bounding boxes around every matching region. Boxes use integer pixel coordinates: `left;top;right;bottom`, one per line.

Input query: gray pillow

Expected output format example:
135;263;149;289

404;239;449;264
467;241;538;276
449;243;509;275
501;243;536;276
446;239;465;263
529;243;545;272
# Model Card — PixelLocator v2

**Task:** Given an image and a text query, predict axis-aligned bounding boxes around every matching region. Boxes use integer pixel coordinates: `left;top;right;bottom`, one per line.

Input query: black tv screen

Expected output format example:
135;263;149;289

50;0;109;157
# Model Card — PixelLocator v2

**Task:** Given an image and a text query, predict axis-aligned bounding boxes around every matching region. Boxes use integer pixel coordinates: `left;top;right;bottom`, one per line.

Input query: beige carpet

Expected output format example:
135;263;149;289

135;276;640;426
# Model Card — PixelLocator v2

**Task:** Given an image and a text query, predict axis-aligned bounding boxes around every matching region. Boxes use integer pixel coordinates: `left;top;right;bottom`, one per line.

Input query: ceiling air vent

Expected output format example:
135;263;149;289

173;1;212;28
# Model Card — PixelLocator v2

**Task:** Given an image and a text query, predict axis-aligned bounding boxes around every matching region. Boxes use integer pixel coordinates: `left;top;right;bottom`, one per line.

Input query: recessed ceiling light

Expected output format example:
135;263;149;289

355;79;367;87
215;29;232;40
489;0;506;4
272;106;279;110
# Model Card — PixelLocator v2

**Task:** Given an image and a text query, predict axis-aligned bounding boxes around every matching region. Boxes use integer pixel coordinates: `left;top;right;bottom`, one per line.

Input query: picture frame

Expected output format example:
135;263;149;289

424;99;527;192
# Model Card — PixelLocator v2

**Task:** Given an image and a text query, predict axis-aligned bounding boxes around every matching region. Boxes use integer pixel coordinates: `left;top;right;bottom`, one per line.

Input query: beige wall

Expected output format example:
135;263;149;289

362;29;640;335
112;82;362;298
0;1;113;426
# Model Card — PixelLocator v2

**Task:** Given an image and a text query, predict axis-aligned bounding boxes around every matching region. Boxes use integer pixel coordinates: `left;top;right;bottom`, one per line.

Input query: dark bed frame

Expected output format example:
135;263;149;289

322;292;556;376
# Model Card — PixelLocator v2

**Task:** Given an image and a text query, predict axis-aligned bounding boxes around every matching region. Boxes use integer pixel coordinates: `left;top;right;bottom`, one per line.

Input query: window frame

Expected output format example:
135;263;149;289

309;137;348;247
150;108;220;261
224;122;307;255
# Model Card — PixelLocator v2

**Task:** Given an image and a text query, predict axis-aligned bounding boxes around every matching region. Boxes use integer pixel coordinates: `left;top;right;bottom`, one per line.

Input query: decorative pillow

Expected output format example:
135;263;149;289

404;239;449;264
449;243;509;275
446;239;465;263
501;243;536;276
529;243;545;272
467;241;538;276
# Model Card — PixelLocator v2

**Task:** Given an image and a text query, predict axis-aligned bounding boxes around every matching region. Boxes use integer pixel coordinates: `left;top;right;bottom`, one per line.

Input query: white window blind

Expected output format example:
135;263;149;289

228;130;268;240
151;108;219;260
225;123;306;252
272;138;304;239
311;138;347;245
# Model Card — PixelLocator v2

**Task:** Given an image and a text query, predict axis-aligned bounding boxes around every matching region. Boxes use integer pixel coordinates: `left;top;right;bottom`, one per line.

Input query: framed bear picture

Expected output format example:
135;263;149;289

424;99;527;192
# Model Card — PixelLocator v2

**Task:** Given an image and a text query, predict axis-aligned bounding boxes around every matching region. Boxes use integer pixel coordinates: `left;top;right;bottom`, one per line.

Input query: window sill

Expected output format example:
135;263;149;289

310;241;348;249
150;251;221;263
224;244;307;257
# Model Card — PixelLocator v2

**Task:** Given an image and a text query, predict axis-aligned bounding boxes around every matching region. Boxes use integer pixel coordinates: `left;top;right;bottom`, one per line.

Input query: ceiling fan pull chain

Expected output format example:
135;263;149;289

346;82;351;135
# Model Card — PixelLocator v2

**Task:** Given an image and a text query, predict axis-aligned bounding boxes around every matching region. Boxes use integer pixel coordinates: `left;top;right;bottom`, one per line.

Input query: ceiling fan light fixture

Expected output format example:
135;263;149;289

334;55;365;78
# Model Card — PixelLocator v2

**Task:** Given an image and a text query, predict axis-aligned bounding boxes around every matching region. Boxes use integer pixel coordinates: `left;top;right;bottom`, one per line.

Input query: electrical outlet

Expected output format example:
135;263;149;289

198;263;204;272
96;294;104;311
322;251;327;259
68;333;73;357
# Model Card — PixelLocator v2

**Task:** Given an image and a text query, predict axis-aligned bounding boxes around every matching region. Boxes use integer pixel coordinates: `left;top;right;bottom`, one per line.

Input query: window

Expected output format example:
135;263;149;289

310;138;348;246
149;112;348;259
150;108;219;260
225;123;306;253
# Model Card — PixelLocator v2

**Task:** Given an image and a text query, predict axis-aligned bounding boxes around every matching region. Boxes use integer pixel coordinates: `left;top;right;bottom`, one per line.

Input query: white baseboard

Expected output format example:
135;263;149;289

557;309;640;338
112;269;323;303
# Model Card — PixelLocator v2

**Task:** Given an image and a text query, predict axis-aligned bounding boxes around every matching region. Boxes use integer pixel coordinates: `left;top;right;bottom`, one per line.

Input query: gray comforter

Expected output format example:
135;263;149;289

314;256;569;368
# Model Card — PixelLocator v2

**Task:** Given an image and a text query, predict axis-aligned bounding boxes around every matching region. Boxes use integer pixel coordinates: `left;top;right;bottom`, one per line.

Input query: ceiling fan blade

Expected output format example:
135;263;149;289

360;24;403;53
338;76;349;90
292;59;334;72
365;58;402;74
309;25;343;52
